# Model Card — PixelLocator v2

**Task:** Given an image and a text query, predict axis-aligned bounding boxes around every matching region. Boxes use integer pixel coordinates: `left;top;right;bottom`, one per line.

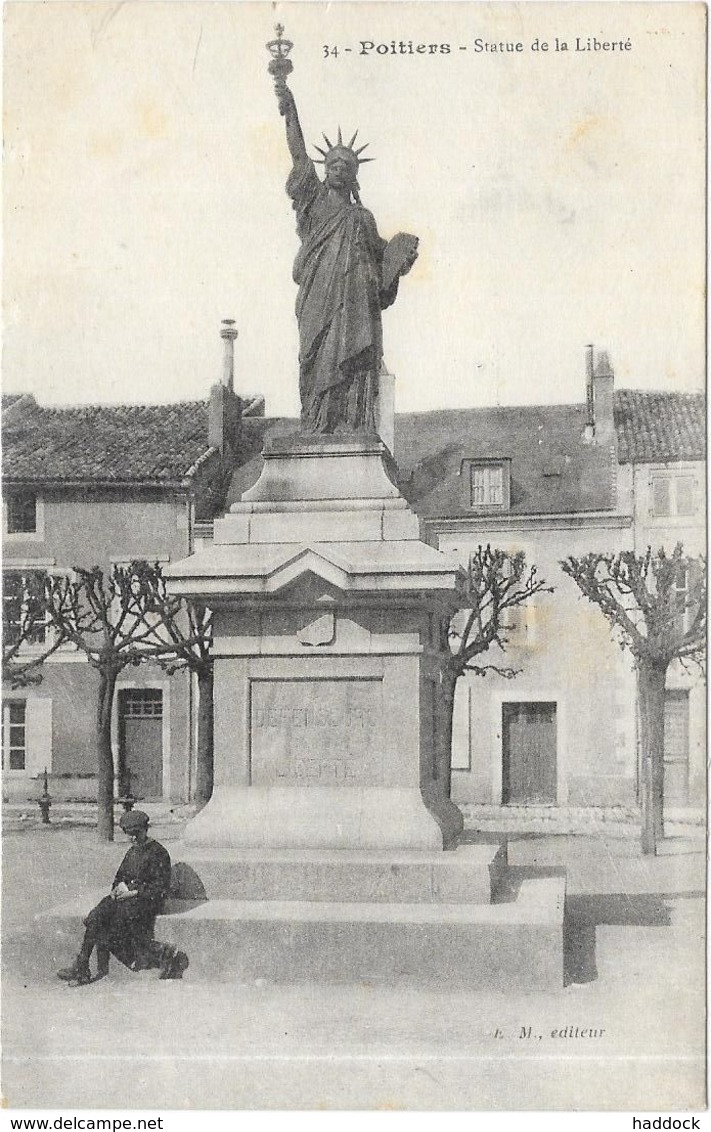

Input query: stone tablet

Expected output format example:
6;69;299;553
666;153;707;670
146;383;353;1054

250;679;383;786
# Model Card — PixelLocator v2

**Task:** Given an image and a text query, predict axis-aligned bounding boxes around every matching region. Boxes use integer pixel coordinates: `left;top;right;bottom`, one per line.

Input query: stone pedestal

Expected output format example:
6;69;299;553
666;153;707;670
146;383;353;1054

157;433;565;990
167;434;464;851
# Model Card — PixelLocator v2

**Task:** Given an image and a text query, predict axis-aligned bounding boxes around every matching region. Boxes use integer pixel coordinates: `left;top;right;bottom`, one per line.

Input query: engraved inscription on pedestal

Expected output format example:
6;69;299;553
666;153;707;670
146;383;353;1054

250;679;383;786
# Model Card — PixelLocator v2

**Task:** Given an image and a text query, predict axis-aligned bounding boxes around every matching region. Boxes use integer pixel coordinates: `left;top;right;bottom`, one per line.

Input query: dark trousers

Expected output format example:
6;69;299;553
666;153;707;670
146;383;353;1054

80;895;170;973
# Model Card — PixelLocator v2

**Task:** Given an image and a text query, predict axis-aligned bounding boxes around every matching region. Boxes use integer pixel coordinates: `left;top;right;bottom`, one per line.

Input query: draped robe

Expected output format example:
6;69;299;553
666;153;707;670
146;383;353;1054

287;159;399;434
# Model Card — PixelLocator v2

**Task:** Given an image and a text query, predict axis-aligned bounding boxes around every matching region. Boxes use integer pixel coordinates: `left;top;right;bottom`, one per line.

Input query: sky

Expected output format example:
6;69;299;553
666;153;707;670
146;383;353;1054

3;1;706;417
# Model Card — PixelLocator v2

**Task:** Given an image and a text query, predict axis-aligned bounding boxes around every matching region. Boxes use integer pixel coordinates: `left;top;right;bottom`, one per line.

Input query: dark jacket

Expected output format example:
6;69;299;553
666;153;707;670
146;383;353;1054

84;838;172;969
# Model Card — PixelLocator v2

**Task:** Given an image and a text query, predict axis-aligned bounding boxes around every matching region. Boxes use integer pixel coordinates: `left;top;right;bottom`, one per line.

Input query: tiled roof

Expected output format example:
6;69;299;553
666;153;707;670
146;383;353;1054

614;390;706;464
394;404;614;517
2;394;24;412
5;386;703;505
2;399;214;485
229;389;705;519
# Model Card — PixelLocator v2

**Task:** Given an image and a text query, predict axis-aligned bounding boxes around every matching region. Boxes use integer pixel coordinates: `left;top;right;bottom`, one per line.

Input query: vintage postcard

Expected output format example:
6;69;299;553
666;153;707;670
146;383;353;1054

2;1;706;1119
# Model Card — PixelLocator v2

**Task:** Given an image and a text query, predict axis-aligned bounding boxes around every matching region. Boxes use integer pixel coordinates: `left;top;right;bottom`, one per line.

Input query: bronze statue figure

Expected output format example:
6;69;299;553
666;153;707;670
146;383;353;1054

268;27;419;435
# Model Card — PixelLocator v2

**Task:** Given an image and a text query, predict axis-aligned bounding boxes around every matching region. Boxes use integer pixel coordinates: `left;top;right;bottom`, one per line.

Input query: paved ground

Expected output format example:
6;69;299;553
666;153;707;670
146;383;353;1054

1;818;706;1111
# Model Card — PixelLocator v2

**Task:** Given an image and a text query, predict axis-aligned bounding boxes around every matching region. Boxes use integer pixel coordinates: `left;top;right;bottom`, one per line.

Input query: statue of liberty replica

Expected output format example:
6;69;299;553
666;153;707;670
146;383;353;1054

268;27;419;435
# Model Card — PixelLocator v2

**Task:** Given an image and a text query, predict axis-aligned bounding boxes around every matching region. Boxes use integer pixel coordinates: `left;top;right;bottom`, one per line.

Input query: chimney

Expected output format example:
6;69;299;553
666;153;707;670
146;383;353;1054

582;344;614;444
585;344;595;433
209;320;242;455
592;349;615;442
220;319;238;391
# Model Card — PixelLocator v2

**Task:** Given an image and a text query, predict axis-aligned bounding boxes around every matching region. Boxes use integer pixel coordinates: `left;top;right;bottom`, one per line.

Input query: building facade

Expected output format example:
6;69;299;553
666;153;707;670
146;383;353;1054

403;363;705;822
3;352;705;823
1;373;251;804
615;390;706;814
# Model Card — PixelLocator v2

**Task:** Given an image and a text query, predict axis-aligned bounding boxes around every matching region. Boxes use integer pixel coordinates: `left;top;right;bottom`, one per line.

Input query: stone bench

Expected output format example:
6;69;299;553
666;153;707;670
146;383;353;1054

36;873;565;990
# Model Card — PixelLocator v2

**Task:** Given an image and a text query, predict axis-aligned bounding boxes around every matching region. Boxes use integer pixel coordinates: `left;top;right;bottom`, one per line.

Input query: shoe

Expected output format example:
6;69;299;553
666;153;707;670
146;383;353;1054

159;949;189;980
67;969;96;987
57;960;90;983
158;944;177;979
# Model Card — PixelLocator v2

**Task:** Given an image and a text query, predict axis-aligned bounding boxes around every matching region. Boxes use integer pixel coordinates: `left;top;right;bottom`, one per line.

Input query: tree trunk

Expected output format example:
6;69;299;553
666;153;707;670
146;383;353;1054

435;669;457;801
96;668;118;842
195;664;214;807
638;660;668;856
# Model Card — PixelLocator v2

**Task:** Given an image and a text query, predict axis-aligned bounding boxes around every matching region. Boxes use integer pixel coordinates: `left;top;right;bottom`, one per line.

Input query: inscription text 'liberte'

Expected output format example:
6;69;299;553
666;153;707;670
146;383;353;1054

250;679;383;787
254;706;367;729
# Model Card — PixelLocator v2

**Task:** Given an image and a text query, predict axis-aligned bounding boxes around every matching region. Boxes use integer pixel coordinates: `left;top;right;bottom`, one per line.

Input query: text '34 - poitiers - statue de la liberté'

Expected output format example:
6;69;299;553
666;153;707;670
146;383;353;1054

267;26;419;436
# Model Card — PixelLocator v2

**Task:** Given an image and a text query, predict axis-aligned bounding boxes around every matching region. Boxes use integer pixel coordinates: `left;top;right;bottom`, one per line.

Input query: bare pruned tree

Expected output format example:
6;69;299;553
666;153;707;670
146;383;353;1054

561;543;706;854
43;562;178;841
435;545;552;799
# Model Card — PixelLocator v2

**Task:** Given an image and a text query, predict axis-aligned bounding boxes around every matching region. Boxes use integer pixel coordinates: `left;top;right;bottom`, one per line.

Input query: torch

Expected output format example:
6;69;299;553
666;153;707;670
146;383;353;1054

266;23;294;101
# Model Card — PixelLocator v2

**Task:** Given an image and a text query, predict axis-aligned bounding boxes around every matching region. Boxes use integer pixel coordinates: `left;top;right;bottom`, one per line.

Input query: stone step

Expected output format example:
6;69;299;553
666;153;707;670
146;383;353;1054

37;875;565;991
170;843;507;904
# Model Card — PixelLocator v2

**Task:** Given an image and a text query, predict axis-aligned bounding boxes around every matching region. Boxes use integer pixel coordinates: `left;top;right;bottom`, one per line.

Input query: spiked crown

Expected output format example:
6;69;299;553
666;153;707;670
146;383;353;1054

313;127;374;169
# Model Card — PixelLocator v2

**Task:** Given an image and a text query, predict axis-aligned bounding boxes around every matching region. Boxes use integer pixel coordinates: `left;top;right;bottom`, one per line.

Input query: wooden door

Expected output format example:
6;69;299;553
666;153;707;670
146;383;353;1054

118;689;163;800
502;701;557;804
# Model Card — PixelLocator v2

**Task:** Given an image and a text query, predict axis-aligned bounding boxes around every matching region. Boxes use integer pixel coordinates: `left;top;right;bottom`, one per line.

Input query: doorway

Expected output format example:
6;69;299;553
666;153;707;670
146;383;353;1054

502;701;557;804
118;688;164;800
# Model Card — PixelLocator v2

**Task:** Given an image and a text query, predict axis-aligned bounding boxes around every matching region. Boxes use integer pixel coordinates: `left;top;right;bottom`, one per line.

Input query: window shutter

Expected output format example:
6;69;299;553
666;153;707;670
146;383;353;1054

675;476;695;516
652;477;671;517
25;697;53;776
500;605;522;632
523;601;537;645
488;466;503;505
684;558;704;633
687;558;703;593
451;684;471;770
470;468;485;505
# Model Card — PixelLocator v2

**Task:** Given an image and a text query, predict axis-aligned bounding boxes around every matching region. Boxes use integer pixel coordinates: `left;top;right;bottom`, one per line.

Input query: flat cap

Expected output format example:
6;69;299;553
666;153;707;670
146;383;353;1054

119;809;150;832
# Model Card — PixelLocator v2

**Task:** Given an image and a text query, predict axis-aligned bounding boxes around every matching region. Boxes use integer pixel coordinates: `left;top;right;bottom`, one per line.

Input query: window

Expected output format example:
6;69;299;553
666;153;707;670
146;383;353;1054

500;604;524;632
120;689;163;718
2;701;26;771
471;466;502;506
3;571;47;646
664;690;690;806
651;473;697;518
6;492;38;534
108;559;172;647
671;559;703;636
500;600;538;646
672;563;688;618
464;460;511;511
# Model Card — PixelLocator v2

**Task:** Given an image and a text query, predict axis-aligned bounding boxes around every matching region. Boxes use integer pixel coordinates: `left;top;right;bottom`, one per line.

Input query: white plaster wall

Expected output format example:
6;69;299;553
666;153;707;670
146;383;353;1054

438;520;637;807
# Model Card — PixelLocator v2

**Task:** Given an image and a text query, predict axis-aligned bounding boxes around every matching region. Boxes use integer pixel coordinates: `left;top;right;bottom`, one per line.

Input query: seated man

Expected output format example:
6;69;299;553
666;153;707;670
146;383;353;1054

57;809;189;987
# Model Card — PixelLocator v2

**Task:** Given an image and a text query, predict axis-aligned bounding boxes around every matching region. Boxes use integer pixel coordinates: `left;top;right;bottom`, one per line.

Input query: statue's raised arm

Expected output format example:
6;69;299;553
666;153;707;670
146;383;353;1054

266;25;419;437
274;81;308;168
267;26;306;167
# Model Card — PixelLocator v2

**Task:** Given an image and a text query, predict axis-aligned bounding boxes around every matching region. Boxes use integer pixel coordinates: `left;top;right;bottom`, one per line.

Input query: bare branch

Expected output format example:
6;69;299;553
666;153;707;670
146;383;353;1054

445;545;552;680
465;662;521;680
2;569;70;686
561;544;707;670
